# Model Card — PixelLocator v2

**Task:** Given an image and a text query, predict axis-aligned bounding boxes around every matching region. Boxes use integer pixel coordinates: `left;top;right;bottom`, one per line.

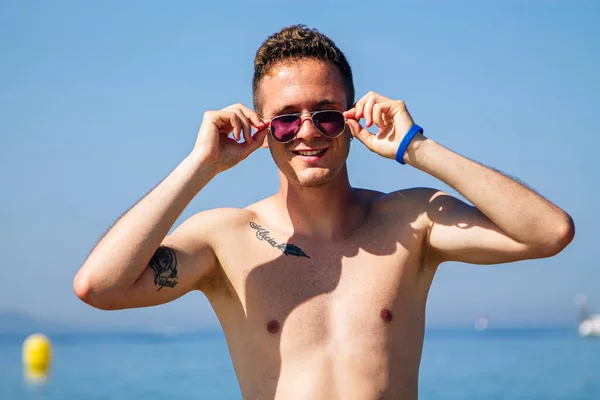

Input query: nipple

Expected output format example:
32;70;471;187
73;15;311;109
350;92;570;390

380;308;393;323
267;319;280;334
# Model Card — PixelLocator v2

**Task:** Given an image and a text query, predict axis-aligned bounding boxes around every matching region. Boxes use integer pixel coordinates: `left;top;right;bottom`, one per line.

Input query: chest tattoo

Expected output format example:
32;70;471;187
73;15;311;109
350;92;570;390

249;221;310;258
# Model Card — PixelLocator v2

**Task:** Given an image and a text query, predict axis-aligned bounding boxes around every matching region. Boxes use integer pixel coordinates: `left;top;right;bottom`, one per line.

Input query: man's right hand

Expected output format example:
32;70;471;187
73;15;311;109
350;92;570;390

193;103;270;172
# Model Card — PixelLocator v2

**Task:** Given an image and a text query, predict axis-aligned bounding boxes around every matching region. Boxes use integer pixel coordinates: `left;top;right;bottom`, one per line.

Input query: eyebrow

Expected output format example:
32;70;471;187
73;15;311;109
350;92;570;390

270;99;341;117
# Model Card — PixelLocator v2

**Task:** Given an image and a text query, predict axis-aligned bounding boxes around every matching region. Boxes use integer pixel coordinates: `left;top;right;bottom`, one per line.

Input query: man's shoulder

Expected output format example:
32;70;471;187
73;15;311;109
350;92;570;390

182;195;277;229
180;206;258;234
368;187;448;225
367;187;442;208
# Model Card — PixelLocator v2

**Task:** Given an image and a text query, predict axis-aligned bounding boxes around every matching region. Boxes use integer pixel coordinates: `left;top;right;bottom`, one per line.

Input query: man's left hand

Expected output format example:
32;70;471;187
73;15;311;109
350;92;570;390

344;91;418;160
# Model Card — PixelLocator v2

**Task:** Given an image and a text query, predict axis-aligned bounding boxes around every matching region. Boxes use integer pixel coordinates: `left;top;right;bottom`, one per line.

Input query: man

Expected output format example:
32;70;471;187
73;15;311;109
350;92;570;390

74;25;574;399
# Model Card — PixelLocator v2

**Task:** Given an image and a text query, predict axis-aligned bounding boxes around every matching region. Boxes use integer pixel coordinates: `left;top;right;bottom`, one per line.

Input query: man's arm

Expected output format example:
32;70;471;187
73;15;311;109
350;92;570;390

406;137;575;264
344;91;574;265
73;154;219;310
73;104;268;310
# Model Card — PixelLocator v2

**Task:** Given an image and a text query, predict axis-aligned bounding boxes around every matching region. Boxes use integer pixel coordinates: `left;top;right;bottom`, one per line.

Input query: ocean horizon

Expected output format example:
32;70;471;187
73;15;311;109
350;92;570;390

1;327;598;399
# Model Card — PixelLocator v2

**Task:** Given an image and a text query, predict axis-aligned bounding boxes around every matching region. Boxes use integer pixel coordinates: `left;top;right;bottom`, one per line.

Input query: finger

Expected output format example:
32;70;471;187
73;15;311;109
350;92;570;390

223;106;251;142
346;119;373;150
228;113;242;141
372;103;384;130
241;127;269;158
373;102;393;130
213;111;236;137
363;96;376;128
355;91;386;120
367;91;391;103
355;101;363;119
238;104;268;129
230;108;252;143
343;108;358;120
382;111;394;127
355;96;367;119
227;103;268;130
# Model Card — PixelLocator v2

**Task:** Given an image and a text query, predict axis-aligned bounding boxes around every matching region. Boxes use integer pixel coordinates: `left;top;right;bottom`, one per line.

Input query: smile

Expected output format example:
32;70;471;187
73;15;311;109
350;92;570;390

293;149;327;157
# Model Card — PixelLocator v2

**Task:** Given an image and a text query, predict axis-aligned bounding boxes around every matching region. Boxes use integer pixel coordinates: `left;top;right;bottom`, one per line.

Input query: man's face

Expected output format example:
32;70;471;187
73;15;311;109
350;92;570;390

257;59;351;188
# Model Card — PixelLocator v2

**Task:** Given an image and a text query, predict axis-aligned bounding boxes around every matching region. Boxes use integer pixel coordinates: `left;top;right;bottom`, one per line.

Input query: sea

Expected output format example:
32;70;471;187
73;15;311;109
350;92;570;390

1;328;599;399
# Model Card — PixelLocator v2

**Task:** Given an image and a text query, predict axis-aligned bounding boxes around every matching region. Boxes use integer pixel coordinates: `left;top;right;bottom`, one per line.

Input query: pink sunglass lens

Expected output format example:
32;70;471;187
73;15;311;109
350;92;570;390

313;111;345;137
271;115;301;142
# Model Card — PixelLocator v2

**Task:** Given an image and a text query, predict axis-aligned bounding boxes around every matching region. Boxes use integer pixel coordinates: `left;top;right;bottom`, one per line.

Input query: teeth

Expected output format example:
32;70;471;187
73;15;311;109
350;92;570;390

297;149;324;156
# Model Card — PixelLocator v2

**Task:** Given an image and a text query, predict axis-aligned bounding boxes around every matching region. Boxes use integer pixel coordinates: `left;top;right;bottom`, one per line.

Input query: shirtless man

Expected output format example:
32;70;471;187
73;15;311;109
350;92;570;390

73;25;575;399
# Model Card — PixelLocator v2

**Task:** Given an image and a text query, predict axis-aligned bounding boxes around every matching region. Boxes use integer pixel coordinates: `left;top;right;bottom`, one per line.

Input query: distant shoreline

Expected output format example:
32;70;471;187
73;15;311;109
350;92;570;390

0;326;579;339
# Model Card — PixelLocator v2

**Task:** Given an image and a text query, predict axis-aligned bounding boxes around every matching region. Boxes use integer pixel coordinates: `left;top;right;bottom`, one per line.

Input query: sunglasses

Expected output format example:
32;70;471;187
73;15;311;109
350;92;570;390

268;110;347;143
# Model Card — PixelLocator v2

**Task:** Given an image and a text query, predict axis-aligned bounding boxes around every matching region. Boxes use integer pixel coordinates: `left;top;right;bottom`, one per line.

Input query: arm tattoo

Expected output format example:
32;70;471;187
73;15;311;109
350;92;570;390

249;222;310;258
149;246;179;291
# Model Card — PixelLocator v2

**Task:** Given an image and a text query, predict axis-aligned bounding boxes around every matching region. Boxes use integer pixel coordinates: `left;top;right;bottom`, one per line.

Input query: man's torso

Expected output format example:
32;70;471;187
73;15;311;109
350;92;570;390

201;188;439;399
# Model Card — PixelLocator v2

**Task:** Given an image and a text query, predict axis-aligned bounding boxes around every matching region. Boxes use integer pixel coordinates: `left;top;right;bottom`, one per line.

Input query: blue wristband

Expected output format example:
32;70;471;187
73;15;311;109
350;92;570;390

395;124;423;165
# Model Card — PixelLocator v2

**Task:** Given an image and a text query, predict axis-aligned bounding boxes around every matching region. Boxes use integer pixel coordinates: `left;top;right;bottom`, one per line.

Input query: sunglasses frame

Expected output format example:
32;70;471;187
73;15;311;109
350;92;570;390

268;109;348;143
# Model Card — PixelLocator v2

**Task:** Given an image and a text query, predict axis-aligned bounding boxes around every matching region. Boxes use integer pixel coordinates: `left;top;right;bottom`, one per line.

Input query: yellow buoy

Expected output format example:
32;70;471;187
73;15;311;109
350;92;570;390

22;333;52;382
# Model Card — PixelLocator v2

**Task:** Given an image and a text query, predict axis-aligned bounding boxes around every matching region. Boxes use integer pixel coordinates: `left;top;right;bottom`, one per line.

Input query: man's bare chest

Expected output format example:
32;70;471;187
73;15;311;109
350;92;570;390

213;220;431;344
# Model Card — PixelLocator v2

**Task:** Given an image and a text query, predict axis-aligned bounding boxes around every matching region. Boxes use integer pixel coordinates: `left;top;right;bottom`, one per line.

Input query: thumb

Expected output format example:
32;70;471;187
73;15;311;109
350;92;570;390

346;119;373;149
241;127;269;158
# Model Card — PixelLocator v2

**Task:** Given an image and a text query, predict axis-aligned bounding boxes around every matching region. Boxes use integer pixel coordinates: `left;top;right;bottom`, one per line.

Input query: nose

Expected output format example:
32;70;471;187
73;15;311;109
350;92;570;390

295;113;322;141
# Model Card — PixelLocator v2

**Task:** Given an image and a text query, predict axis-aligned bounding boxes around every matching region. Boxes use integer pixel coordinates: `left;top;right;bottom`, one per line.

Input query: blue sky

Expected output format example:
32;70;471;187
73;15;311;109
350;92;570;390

1;1;598;331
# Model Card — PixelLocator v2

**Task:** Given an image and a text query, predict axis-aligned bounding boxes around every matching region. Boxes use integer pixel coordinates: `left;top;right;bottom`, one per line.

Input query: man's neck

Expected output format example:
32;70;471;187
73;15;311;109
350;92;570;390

275;170;365;240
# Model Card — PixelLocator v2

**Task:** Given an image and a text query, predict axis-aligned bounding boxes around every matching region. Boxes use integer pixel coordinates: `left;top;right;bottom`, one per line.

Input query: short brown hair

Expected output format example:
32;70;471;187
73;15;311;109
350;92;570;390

252;25;354;116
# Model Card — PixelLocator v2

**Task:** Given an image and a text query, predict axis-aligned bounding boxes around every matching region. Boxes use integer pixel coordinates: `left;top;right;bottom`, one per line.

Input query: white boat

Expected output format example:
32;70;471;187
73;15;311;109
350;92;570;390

575;294;600;338
579;315;600;338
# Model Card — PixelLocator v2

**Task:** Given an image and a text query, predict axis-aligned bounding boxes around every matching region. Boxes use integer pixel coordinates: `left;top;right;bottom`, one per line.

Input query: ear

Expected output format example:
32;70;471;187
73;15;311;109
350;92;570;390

262;134;270;149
